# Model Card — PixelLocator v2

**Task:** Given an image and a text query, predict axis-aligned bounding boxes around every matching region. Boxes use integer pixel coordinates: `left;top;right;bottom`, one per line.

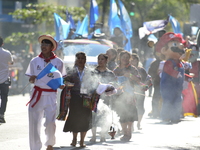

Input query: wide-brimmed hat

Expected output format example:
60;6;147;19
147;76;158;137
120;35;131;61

38;35;57;51
155;32;182;53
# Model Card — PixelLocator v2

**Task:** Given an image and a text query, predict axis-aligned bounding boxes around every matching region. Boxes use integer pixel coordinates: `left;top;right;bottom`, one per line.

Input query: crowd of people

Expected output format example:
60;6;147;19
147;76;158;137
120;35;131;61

0;28;200;150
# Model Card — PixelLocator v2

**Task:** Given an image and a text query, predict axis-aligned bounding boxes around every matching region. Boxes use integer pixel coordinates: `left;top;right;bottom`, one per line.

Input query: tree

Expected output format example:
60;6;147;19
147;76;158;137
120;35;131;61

4;3;86;46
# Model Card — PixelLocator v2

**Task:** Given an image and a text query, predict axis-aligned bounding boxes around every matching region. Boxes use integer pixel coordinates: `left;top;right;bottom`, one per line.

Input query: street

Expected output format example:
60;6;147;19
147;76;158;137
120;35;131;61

0;92;200;150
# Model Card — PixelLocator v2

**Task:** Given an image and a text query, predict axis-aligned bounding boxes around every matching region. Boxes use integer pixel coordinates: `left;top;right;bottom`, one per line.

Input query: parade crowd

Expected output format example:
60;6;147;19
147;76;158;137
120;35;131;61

0;27;200;150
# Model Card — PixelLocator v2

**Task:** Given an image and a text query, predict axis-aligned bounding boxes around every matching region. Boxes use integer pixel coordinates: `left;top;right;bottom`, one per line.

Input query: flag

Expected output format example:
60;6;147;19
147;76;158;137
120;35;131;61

36;63;64;90
75;20;82;33
54;13;70;41
90;0;99;28
138;27;150;39
118;0;133;51
143;18;169;34
108;0;121;35
169;15;182;35
66;10;76;29
76;15;89;37
118;0;133;37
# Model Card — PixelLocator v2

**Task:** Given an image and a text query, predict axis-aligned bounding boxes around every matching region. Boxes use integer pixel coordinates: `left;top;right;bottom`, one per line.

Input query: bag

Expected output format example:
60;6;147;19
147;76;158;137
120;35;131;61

83;95;92;109
82;92;100;111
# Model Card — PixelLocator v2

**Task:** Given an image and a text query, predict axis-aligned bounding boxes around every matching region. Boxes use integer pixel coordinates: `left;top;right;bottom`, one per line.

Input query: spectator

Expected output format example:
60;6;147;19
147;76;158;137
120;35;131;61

148;52;162;118
0;36;13;123
110;27;128;48
132;48;139;54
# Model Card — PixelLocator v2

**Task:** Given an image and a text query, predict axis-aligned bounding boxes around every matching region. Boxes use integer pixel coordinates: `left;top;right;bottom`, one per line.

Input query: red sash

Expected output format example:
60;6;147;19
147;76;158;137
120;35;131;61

26;86;57;107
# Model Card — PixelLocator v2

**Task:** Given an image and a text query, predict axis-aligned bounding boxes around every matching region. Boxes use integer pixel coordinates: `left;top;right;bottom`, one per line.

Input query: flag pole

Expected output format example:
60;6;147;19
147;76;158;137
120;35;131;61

19;82;30;93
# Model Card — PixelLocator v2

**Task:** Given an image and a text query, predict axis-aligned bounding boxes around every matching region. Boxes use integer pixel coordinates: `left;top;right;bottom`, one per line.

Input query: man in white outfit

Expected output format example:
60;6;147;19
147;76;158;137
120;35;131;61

25;35;66;150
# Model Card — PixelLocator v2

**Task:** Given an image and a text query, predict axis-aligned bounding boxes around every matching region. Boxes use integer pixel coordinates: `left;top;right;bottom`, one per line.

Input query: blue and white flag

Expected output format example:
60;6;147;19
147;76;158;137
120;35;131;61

90;0;99;28
36;63;64;90
143;19;168;34
108;0;121;35
66;10;76;29
118;0;133;38
54;13;71;41
76;15;89;38
169;15;182;35
118;0;133;51
76;20;82;33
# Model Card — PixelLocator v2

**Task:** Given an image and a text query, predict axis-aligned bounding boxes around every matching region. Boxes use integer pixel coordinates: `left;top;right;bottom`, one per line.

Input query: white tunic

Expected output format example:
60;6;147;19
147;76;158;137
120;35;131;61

25;55;66;150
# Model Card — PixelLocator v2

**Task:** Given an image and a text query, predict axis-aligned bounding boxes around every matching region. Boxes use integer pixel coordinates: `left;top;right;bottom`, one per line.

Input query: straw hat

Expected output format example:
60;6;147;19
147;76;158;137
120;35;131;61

38;35;57;51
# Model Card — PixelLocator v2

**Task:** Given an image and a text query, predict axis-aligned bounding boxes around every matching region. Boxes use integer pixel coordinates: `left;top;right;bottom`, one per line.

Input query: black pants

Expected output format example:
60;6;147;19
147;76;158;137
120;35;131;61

0;83;9;115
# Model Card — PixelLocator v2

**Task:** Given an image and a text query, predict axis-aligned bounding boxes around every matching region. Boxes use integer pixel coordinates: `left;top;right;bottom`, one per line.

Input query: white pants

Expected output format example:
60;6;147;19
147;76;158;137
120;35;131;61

28;92;57;150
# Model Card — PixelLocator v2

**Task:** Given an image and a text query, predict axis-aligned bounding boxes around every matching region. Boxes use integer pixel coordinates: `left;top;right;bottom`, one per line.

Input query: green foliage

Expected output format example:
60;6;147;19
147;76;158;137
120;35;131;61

5;0;200;46
6;3;86;45
4;32;52;45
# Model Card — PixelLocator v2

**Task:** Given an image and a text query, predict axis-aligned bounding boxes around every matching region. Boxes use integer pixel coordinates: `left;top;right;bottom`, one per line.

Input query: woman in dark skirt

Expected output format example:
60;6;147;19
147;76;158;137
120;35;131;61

63;52;96;147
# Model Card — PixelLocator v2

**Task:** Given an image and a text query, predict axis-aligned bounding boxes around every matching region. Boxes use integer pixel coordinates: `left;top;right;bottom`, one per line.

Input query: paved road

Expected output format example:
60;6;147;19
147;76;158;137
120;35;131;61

0;93;200;150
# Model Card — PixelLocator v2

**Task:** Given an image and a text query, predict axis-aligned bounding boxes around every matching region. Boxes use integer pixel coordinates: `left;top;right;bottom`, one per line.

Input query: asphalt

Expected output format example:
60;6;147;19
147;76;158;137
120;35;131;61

0;92;200;150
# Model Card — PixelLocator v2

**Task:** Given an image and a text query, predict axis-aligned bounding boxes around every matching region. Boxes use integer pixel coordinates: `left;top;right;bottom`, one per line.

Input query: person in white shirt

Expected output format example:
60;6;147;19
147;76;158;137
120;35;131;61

25;35;66;150
0;36;13;123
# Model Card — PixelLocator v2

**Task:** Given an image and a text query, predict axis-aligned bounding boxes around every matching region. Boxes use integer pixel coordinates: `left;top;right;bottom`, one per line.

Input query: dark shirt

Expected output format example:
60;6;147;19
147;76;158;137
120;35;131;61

148;59;161;86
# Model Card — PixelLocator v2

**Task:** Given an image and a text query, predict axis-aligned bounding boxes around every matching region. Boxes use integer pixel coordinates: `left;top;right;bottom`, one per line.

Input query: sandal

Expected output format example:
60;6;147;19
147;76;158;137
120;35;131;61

80;140;86;147
70;139;77;147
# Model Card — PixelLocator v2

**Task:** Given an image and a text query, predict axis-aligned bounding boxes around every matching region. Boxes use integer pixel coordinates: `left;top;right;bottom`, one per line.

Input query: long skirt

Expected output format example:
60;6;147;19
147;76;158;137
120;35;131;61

63;92;92;133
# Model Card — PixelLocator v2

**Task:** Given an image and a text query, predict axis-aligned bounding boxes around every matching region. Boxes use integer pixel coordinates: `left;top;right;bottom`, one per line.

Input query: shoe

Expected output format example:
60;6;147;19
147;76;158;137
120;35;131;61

46;145;53;150
0;116;5;123
70;139;77;147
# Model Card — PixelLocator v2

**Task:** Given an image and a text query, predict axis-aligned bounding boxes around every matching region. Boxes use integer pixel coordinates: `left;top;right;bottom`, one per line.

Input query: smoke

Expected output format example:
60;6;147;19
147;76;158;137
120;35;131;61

93;99;120;132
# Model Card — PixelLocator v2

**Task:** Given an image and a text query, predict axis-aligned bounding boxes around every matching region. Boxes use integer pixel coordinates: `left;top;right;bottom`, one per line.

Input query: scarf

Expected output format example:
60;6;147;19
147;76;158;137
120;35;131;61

38;52;57;63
